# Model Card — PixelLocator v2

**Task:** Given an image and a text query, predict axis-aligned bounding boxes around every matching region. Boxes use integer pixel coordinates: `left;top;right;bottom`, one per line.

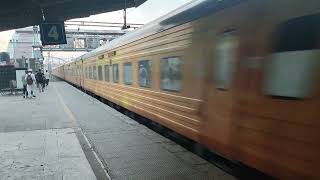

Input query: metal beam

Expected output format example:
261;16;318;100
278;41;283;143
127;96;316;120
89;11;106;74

65;23;141;28
66;20;144;26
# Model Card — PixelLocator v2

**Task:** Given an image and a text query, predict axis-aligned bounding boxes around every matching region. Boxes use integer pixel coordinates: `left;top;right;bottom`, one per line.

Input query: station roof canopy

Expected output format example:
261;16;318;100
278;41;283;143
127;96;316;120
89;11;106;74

0;0;147;31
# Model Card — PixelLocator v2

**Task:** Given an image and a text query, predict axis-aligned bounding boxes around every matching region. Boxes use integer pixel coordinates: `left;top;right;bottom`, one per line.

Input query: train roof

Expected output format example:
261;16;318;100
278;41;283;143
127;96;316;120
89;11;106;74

75;0;242;62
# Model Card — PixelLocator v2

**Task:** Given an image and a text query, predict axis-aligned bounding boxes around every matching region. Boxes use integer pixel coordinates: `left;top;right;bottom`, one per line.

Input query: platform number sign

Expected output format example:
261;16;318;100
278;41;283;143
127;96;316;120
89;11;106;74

40;22;67;45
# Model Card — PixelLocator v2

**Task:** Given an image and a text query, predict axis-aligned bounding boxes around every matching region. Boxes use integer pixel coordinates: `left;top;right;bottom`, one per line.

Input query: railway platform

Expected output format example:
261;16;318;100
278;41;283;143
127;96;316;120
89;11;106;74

0;81;236;180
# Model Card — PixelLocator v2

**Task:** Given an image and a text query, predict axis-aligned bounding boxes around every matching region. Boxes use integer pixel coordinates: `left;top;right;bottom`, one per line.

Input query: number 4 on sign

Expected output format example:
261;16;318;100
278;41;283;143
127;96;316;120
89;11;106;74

48;26;59;40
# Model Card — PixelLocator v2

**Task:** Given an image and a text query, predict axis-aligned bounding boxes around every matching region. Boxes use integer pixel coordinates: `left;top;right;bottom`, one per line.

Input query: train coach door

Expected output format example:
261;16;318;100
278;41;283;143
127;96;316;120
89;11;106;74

199;2;251;159
80;60;84;87
201;30;239;157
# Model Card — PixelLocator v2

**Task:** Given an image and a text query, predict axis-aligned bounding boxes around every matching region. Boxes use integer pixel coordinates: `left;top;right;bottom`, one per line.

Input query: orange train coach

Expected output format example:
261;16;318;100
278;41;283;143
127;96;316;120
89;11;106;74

53;0;320;179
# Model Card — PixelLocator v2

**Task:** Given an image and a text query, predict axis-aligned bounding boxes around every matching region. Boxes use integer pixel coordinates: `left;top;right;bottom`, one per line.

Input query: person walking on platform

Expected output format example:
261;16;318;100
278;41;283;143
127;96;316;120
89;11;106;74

35;69;44;92
44;70;50;87
25;69;36;98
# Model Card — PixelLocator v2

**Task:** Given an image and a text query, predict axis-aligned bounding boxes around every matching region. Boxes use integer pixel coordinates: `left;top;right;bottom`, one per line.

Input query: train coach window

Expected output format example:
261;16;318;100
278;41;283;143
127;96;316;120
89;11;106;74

264;14;320;99
123;62;132;85
98;65;103;81
213;31;238;90
161;57;182;91
93;66;97;80
89;66;92;79
104;65;110;82
138;60;151;88
85;67;88;78
113;64;119;83
86;67;88;78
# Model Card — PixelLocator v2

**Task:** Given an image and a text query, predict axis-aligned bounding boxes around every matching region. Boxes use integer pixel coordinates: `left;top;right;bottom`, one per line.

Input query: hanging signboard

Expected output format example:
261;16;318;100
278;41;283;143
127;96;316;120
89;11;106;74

40;22;67;45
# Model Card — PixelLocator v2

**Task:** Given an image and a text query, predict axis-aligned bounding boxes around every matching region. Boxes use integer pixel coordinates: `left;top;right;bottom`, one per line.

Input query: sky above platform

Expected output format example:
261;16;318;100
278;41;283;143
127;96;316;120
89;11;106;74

0;0;193;52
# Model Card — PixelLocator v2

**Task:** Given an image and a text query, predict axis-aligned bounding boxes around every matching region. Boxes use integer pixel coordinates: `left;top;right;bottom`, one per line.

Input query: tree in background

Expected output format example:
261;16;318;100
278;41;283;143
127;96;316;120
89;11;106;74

0;52;10;64
0;52;10;62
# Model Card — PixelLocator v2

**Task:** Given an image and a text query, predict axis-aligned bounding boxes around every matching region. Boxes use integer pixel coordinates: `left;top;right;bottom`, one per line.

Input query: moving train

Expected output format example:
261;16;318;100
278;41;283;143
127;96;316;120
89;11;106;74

53;0;320;179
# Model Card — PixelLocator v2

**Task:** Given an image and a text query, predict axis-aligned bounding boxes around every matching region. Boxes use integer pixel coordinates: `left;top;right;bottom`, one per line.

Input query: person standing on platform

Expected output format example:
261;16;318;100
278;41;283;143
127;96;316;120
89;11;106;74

25;69;36;98
22;70;28;98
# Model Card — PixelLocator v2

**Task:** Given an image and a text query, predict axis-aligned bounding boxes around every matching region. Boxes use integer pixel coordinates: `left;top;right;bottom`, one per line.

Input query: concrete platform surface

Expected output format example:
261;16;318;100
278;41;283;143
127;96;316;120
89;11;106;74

0;128;96;180
0;81;236;180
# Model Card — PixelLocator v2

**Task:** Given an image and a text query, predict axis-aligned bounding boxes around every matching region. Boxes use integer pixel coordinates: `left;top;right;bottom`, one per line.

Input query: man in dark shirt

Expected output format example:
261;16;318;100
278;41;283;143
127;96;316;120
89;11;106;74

35;69;45;92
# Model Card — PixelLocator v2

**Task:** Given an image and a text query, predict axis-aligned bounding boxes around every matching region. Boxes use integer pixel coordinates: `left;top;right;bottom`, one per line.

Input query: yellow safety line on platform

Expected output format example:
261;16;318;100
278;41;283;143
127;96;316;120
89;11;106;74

53;83;111;179
53;83;77;127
